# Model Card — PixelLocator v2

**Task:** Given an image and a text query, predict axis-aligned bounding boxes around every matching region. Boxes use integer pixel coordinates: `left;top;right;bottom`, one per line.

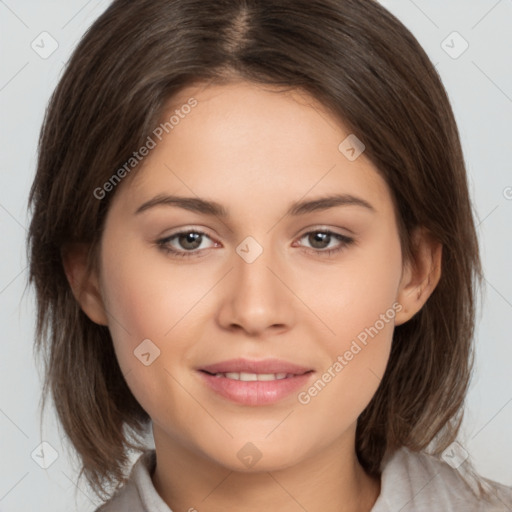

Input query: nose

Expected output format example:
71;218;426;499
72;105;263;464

216;239;296;336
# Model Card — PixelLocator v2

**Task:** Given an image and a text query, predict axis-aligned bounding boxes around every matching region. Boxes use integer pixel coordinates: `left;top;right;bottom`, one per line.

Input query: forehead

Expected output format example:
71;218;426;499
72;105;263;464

112;80;394;220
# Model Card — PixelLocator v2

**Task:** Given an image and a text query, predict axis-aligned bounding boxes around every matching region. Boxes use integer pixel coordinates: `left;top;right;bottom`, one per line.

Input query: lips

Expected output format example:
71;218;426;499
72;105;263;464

197;358;314;405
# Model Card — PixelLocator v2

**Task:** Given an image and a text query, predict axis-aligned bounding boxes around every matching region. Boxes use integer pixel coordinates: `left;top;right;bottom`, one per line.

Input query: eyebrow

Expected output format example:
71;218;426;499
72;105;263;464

134;193;376;217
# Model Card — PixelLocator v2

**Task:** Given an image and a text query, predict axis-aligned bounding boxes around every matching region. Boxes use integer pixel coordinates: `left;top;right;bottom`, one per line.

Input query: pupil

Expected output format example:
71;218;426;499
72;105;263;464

180;232;201;250
310;232;330;249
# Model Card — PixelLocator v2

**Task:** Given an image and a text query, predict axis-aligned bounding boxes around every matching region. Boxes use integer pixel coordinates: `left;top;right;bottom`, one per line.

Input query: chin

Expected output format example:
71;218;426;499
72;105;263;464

197;436;312;473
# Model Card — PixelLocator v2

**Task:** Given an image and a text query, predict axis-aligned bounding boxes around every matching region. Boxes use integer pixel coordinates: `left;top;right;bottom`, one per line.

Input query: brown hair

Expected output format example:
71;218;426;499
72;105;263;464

27;0;484;501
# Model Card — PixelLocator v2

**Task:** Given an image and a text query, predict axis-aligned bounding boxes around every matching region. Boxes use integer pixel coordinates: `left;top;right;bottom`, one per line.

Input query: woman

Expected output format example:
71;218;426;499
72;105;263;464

27;0;512;510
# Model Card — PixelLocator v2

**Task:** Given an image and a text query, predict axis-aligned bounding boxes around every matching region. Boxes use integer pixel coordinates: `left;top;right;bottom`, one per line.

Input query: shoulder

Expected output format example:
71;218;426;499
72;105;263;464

95;450;172;512
371;446;512;512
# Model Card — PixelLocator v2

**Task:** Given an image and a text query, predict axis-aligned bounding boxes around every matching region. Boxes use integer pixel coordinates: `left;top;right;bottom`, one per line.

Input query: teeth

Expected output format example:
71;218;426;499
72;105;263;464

216;372;291;381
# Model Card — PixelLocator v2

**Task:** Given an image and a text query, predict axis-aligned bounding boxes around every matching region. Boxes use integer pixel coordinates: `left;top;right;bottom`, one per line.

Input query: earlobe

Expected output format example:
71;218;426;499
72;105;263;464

394;227;442;326
61;243;109;326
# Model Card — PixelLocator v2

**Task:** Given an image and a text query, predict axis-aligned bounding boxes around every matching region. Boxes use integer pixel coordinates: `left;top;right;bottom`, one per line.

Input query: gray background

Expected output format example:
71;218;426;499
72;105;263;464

1;0;511;510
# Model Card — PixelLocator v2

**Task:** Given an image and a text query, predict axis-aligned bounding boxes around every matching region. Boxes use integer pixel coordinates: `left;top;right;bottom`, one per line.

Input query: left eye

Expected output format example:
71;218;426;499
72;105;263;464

156;229;354;258
297;230;353;252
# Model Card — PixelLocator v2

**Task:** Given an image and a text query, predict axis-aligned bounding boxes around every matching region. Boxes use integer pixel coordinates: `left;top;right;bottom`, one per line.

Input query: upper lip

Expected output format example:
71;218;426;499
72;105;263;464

199;358;313;375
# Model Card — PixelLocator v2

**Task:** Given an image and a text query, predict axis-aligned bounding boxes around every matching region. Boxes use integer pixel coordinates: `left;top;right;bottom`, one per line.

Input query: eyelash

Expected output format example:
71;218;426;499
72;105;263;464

156;228;355;259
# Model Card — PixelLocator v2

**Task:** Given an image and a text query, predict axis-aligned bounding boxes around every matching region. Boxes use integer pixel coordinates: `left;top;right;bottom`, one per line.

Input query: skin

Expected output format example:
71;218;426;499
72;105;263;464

64;80;442;512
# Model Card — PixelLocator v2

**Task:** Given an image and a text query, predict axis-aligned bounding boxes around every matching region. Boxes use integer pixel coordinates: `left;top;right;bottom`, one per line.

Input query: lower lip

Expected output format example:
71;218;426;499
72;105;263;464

198;371;314;405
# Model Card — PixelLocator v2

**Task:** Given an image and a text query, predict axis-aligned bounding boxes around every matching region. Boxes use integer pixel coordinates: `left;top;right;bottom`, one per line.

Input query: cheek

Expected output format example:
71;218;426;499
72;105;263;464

100;236;213;345
97;245;193;420
98;234;223;412
316;226;403;346
304;226;402;406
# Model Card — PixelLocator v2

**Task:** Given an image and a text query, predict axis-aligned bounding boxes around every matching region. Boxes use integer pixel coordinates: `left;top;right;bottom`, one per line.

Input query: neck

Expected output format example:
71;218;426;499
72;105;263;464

151;425;381;512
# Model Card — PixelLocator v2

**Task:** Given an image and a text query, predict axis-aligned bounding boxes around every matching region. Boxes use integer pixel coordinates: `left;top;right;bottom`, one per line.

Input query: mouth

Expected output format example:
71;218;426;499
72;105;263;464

197;358;315;405
200;370;307;381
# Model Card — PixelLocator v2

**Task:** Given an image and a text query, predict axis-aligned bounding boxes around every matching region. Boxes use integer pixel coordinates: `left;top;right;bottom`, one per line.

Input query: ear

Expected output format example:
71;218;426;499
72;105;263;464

394;227;442;326
61;243;109;326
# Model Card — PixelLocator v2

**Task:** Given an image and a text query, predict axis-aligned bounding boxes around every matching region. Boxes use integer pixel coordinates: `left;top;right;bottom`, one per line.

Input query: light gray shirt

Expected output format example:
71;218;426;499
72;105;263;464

96;447;512;511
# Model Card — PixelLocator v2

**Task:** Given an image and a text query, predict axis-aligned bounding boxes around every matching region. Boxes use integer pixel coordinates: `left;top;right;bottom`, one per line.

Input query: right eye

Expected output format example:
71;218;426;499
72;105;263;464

156;229;219;257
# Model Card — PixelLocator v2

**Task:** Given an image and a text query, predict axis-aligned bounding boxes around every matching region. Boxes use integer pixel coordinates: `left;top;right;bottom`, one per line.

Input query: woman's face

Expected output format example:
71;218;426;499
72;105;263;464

95;80;413;471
